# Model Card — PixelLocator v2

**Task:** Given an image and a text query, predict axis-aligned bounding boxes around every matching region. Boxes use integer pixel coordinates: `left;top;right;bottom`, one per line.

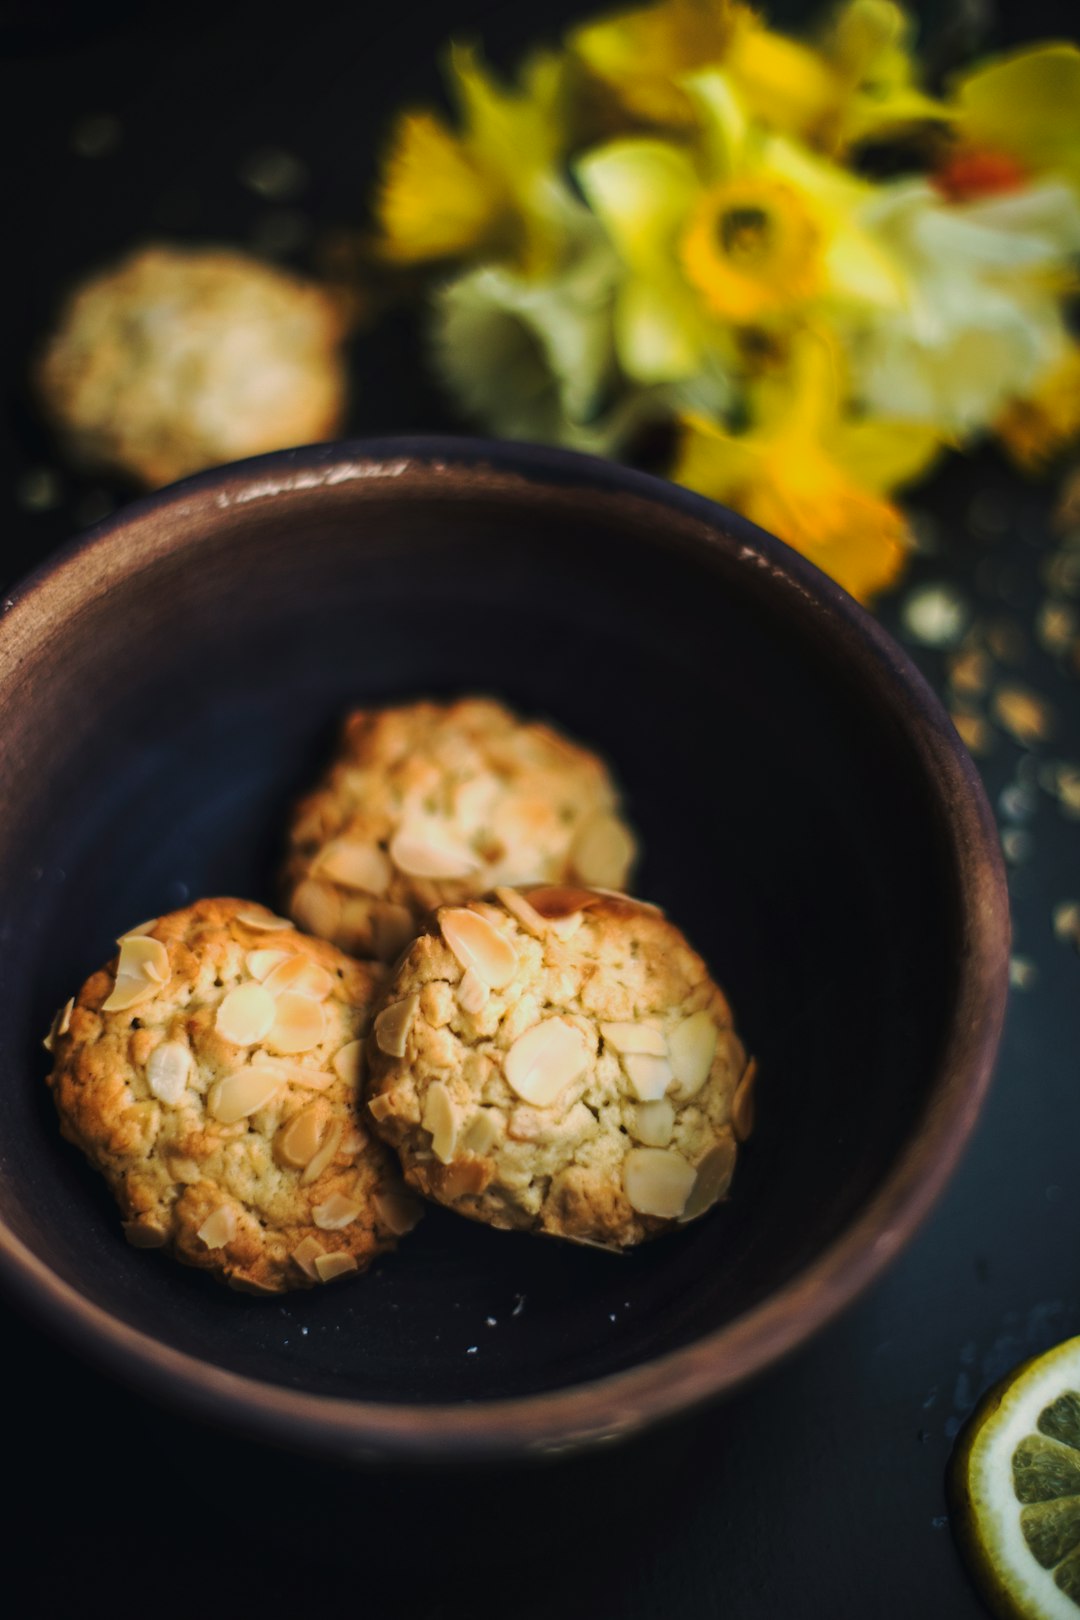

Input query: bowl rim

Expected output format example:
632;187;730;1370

0;435;1010;1463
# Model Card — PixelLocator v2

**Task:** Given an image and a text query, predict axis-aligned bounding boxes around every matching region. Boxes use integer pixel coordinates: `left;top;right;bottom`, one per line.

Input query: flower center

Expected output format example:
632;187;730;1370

681;178;821;323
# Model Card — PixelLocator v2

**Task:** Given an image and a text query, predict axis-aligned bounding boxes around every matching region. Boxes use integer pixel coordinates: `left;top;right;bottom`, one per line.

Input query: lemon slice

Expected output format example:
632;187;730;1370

951;1336;1080;1619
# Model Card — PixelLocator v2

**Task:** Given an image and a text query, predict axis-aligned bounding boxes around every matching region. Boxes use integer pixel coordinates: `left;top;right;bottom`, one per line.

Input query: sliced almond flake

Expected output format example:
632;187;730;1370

332;1040;363;1085
292;1235;327;1279
101;975;158;1013
457;967;489;1015
207;1068;281;1123
261;954;334;1001
215;982;276;1046
623;1147;695;1218
122;1219;169;1249
389;824;482;880
679;1137;737;1222
246;948;291;981
422;1081;458;1163
266;992;326;1055
440;907;518;989
524;886;600;920
275;1104;325;1168
288;880;342;939
102;935;171;1012
257;1059;333;1090
633;1098;675;1148
374;993;419;1057
197;1205;237;1249
461;1110;498;1155
494;886;548;938
146;1040;192;1106
235;907;295;931
312;1193;362;1230
300;1120;343;1186
504;1018;589;1108
367;1092;395;1122
732;1057;758;1143
590;888;663;914
570;812;636;889
622;1053;674;1102
314;1251;359;1282
372;902;415;962
373;1189;424;1235
342;1127;366;1158
668;1011;718;1100
316;839;392;896
601;1021;667;1058
117;917;158;942
56;997;74;1037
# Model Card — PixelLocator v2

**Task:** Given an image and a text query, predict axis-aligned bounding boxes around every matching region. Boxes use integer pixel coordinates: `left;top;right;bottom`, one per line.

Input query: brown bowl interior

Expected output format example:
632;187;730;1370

0;439;1008;1461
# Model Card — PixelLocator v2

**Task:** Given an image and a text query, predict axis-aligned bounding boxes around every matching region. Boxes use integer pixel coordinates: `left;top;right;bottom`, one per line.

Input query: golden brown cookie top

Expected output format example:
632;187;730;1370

44;897;420;1293
366;886;754;1250
282;697;638;961
36;244;348;487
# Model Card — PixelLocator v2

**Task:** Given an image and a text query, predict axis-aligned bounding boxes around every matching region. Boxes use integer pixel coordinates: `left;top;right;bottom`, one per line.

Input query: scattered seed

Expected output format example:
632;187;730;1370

1009;956;1038;990
70;113;121;157
237;146;308;200
992;686;1053;747
901;583;969;648
15;467;63;512
1001;828;1033;864
1052;901;1080;950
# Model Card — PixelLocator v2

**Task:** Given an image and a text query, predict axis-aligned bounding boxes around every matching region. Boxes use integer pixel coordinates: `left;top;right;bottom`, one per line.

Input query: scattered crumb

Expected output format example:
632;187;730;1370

1009;956;1038;990
992;687;1054;747
901;583;969;648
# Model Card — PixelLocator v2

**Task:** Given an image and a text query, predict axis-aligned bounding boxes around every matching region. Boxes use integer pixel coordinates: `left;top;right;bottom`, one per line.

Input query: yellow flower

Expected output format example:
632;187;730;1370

951;43;1080;188
817;0;946;151
996;346;1080;471
569;0;754;129
569;0;941;151
672;336;940;600
377;45;572;274
845;179;1080;436
574;71;904;384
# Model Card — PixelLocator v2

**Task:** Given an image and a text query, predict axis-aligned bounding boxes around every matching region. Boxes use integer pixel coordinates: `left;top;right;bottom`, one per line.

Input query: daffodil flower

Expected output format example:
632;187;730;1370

377;45;576;275
574;70;904;385
672;336;940;600
569;0;942;152
816;0;946;152
845;179;1080;435
429;205;735;454
569;0;840;141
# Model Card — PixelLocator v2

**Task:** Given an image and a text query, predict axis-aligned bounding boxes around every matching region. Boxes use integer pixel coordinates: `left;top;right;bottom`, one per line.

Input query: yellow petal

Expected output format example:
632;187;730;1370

673;411;910;602
377;111;504;262
953;44;1080;179
575;138;700;276
996;345;1080;470
569;0;749;128
725;25;841;141
614;276;704;381
829;417;944;492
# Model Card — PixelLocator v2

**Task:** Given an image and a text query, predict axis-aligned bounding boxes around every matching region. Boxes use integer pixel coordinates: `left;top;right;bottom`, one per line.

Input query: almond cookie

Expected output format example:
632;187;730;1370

43;898;421;1293
35;245;348;488
282;697;638;962
366;887;754;1250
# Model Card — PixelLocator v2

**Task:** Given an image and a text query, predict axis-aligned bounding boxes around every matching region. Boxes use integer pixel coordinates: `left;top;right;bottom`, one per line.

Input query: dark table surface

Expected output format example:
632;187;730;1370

2;3;1078;1616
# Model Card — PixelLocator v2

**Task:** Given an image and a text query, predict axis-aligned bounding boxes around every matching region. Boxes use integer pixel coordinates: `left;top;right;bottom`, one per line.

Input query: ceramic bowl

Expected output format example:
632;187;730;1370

0;438;1009;1462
